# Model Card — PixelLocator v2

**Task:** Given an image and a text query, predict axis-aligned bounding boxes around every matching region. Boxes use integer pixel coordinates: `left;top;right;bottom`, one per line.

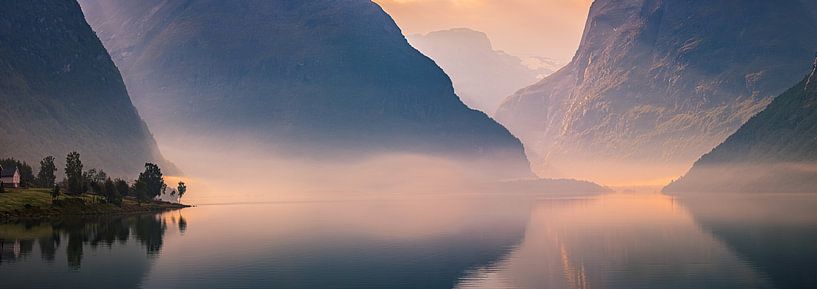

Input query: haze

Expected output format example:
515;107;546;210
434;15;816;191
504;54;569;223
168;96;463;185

373;0;592;60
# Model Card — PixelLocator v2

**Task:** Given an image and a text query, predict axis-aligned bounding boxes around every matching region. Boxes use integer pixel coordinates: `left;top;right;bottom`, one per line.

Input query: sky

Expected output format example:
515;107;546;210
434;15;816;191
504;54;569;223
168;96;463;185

373;0;593;61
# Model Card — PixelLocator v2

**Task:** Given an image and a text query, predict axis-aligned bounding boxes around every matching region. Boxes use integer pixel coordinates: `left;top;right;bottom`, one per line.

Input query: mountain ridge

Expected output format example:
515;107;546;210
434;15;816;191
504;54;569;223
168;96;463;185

495;0;817;183
407;28;558;114
665;55;817;193
0;0;175;177
78;0;532;179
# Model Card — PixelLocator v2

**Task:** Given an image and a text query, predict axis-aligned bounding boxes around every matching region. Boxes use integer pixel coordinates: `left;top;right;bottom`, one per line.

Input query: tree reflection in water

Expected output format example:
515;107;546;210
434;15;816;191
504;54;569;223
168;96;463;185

0;212;178;269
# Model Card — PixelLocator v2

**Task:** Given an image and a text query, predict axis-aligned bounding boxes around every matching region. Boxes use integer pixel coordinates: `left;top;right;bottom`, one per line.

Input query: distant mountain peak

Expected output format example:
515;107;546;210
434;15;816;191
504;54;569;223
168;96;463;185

408;27;561;115
415;28;494;49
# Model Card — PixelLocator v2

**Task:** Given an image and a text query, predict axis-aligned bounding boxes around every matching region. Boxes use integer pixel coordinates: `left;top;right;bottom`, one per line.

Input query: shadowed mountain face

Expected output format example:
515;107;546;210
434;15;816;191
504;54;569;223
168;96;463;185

495;0;817;182
78;0;531;177
407;28;558;115
0;0;174;177
665;56;817;193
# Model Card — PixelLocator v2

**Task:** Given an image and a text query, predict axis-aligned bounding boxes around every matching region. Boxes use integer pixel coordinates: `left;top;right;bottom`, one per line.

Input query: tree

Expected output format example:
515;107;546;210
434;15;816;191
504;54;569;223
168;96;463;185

18;162;34;188
177;182;187;201
36;156;57;188
83;169;106;197
91;169;107;184
0;182;4;194
136;163;164;200
103;178;122;206
131;180;148;205
50;185;60;201
114;179;129;198
88;180;102;202
65;152;84;195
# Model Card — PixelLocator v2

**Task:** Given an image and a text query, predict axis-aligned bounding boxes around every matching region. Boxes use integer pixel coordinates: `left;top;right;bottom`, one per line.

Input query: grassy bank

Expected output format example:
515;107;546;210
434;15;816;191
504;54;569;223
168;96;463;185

0;188;189;222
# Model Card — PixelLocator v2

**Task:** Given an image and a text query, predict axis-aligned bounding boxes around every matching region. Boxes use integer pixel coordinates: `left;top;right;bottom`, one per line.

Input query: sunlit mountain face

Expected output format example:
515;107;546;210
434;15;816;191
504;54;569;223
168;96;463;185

665;56;817;194
495;0;817;185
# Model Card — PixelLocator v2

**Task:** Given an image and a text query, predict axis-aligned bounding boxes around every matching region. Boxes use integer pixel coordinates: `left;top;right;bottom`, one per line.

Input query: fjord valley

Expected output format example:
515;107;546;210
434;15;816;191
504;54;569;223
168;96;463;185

495;0;817;185
3;0;817;288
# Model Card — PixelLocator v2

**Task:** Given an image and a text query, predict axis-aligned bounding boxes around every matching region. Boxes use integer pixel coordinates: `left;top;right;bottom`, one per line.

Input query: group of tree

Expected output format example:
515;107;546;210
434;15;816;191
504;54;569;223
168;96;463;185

2;152;187;206
61;152;187;206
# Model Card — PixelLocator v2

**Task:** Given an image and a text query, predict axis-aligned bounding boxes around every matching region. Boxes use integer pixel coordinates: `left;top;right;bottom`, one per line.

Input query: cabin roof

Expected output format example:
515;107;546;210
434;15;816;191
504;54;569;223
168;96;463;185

0;165;18;178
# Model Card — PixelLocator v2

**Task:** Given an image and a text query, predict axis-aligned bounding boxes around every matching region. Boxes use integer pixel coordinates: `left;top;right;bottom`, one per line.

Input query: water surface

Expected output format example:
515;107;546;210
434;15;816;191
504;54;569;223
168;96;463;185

1;193;814;289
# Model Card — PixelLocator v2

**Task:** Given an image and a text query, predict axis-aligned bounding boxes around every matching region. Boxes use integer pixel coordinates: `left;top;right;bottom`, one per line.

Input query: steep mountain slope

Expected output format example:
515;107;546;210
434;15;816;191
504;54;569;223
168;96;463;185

495;0;817;183
0;0;174;177
407;28;556;114
78;0;531;178
665;56;817;193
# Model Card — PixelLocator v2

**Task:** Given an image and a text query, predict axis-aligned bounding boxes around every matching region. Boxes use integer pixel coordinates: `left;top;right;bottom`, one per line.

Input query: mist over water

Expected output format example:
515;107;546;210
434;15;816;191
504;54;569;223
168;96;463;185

665;162;817;194
156;136;549;204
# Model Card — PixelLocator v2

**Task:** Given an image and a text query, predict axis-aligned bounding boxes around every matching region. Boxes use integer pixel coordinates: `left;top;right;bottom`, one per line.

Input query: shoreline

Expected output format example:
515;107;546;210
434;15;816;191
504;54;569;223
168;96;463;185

0;188;191;223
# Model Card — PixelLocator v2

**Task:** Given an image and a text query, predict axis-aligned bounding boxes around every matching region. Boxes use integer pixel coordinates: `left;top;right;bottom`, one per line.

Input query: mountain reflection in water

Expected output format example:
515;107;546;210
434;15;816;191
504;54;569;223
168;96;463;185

680;194;817;289
0;194;815;289
457;194;815;289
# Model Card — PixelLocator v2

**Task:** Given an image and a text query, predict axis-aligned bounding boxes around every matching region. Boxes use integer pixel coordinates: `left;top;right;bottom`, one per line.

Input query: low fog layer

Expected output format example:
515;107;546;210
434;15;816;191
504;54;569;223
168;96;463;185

664;162;817;194
156;137;606;204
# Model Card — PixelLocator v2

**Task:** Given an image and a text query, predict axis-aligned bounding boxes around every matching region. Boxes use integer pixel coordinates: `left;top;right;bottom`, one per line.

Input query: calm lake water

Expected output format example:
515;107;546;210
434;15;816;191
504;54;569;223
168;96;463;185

1;193;815;289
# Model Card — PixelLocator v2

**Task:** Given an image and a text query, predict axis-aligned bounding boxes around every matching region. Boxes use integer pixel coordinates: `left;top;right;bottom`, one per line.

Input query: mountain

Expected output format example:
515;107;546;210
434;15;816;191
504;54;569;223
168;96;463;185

495;0;817;183
665;56;817;193
407;28;559;114
0;0;174;177
78;0;531;178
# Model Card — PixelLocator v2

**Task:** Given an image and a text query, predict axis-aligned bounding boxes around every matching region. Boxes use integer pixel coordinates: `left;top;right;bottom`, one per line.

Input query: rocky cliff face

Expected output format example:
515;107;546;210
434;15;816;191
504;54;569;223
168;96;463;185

495;0;817;183
665;56;817;193
407;28;555;115
0;0;174;177
78;0;531;178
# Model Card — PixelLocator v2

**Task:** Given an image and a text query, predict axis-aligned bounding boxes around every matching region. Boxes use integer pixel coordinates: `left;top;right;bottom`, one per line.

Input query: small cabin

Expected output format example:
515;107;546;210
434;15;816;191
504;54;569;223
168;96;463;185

0;165;21;188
